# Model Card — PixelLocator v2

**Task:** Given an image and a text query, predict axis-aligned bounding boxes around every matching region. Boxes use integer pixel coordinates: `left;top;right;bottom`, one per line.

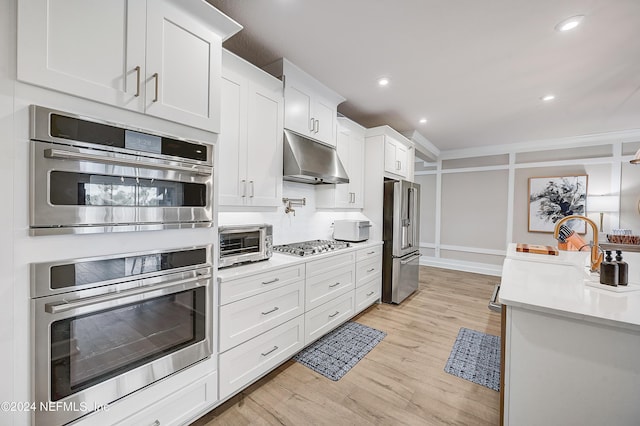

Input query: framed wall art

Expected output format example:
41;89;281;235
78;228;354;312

528;175;588;233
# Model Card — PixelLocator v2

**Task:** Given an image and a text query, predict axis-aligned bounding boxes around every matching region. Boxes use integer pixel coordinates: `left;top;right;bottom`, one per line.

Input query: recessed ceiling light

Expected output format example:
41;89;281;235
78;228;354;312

541;94;556;102
555;15;584;32
419;118;427;124
377;77;390;87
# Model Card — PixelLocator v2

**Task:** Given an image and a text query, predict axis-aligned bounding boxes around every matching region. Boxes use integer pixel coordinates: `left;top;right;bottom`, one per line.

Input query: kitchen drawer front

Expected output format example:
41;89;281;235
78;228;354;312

355;275;381;314
356;245;382;262
220;264;305;305
306;251;355;278
219;315;304;399
305;290;355;345
114;371;218;426
305;264;355;311
356;255;382;287
219;280;305;352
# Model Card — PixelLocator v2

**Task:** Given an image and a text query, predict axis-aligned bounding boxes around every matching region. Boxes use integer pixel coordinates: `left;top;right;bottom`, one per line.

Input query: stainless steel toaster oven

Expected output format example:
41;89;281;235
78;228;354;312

218;224;273;268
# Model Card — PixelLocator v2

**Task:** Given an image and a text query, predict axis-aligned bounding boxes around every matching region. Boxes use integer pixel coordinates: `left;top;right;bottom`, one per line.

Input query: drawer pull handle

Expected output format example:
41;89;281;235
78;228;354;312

329;310;340;318
329;282;341;288
261;306;279;315
366;291;375;297
261;345;278;356
261;278;280;285
367;251;375;255
367;268;375;273
151;421;160;426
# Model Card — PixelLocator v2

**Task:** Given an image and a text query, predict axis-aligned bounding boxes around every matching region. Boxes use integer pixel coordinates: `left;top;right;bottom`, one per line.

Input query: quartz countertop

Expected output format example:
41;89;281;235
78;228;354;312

217;240;383;282
499;243;640;331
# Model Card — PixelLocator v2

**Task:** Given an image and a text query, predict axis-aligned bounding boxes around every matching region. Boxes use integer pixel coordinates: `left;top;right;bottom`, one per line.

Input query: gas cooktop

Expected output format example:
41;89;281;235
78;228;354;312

273;239;351;257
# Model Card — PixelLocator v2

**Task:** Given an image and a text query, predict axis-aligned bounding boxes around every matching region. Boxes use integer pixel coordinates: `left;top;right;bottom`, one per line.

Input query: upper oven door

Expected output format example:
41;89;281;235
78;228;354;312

30;141;213;234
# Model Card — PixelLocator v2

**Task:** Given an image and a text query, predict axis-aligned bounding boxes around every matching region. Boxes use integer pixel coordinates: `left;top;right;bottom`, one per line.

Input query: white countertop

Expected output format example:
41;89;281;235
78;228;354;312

217;240;383;282
499;243;640;331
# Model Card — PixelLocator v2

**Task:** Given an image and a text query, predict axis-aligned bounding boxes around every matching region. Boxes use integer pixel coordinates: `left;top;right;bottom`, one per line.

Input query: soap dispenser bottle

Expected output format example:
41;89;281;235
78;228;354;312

600;251;619;286
615;250;629;286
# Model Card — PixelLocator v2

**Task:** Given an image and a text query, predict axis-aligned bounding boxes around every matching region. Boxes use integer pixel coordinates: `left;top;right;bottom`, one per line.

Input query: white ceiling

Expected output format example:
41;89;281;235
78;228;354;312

208;0;640;153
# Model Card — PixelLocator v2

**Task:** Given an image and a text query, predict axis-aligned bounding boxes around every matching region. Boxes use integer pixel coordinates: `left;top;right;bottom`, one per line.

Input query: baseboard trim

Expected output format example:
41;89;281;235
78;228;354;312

420;256;502;277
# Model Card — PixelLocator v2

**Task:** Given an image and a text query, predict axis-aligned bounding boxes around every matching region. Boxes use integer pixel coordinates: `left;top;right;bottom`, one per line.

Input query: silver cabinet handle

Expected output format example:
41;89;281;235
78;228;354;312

134;66;141;97
314;119;319;133
152;72;159;102
396;160;401;170
367;268;375;273
250;180;254;197
241;180;246;198
366;291;375;297
43;148;212;176
328;311;339;318
309;117;315;132
329;282;341;288
261;306;279;315
150;421;160;426
367;251;376;255
261;345;278;356
261;277;279;285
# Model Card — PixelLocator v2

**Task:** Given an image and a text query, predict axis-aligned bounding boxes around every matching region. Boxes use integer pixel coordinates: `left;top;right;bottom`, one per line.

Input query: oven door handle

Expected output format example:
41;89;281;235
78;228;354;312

44;148;212;176
44;273;211;315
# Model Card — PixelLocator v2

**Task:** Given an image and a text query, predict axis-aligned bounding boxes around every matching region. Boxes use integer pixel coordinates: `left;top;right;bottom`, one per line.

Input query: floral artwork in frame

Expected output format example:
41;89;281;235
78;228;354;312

528;175;588;233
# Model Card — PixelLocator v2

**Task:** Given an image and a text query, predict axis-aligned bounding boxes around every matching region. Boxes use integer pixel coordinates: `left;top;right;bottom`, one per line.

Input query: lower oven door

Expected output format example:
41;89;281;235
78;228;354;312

30;141;213;235
32;274;212;425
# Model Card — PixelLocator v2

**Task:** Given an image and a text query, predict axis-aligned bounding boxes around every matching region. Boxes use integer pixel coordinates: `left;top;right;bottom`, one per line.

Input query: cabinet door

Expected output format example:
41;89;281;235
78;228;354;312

334;129;352;208
246;81;283;207
348;131;365;208
384;137;398;174
284;83;313;137
145;0;222;132
17;0;145;110
313;97;337;146
219;72;247;206
396;142;408;177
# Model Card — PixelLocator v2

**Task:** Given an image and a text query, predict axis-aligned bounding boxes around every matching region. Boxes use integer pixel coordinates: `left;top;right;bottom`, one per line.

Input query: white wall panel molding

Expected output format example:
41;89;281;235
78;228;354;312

439;128;640;160
438;244;507;257
420;255;502;277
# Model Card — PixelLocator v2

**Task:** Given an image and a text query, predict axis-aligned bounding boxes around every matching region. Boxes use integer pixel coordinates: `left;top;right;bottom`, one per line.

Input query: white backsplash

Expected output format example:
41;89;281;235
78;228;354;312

218;182;371;245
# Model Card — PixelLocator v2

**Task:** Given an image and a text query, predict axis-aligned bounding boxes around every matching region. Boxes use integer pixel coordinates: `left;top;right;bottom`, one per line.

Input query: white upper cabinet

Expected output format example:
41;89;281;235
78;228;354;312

219;50;283;207
17;0;241;132
316;117;365;208
263;58;345;147
384;136;409;177
366;126;415;182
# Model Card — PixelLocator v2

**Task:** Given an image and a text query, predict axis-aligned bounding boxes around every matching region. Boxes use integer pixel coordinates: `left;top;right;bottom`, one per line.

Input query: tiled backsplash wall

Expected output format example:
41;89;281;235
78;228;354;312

218;181;371;245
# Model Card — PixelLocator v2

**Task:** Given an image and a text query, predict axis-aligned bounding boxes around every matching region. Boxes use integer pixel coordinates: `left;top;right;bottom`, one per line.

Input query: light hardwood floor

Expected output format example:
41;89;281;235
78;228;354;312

193;266;501;425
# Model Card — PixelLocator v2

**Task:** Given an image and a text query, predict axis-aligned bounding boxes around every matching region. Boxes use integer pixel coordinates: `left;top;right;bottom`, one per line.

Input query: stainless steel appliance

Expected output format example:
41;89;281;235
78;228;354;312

333;219;371;242
382;179;421;304
273;240;350;257
218;224;273;268
29;105;214;235
31;246;212;425
283;130;349;184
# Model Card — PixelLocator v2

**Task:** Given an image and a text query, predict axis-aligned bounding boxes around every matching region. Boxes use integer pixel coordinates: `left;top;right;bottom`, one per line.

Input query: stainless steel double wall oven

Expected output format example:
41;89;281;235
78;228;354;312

29;105;213;235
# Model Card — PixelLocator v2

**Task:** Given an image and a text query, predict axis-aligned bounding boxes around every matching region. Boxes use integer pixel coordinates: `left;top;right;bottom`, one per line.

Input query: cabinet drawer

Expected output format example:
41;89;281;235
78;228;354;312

305;264;355;311
356;245;382;262
306;251;355;277
355;275;381;314
305;291;355;345
220;280;305;352
220;264;304;305
219;316;304;399
114;372;217;426
356;255;382;287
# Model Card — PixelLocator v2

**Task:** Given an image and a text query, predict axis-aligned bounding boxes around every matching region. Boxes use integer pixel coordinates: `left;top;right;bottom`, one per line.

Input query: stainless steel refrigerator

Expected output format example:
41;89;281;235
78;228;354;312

382;179;421;304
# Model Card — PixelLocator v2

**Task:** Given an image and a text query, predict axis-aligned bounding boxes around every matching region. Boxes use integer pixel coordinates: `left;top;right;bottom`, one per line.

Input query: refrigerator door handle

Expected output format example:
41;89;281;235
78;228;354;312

400;252;421;264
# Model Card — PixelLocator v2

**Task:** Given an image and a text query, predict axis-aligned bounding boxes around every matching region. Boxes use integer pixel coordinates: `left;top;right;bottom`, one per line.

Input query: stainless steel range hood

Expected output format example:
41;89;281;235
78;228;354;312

283;130;349;184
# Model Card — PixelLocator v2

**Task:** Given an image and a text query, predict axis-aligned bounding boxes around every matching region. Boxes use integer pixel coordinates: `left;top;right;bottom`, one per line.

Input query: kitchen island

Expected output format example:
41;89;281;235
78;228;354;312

499;243;640;426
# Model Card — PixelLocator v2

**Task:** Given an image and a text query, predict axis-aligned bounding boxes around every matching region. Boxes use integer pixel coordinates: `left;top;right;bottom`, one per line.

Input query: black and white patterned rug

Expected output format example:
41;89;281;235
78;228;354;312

444;327;501;391
293;321;386;381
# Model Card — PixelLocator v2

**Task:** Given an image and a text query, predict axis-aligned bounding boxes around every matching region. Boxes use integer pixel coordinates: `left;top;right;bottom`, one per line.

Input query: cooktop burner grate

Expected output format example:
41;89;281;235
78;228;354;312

273;239;351;256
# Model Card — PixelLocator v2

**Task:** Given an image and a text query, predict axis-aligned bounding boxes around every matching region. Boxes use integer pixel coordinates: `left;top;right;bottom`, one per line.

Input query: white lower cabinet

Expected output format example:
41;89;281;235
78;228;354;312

304;290;355;345
219;264;304;305
219;315;305;399
355;275;381;314
305;264;355;311
354;247;382;314
219;280;305;352
114;372;218;426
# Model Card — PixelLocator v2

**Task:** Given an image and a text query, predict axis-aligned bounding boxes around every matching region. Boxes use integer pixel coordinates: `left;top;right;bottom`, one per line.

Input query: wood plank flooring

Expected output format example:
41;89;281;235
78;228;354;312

192;267;501;425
